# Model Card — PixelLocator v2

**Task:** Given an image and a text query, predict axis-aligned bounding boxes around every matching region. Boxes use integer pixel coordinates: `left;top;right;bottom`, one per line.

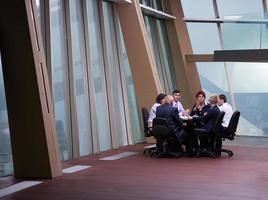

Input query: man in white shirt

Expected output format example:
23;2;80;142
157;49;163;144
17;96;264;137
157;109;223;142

172;89;185;115
218;94;233;127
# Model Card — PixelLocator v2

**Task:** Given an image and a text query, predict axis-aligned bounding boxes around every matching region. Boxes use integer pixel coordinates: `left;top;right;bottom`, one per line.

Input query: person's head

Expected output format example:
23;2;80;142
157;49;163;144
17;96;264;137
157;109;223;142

208;94;218;105
172;89;181;102
195;90;206;104
156;93;167;104
163;95;174;105
218;94;227;106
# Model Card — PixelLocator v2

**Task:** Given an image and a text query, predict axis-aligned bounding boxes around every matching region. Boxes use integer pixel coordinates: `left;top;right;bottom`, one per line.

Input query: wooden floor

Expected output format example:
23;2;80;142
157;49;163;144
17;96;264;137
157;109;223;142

1;143;268;200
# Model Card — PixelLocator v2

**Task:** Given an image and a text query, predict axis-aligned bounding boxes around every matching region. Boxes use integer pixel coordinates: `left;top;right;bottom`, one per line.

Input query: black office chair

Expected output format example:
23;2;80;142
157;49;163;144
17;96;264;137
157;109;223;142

151;118;182;158
193;111;225;158
217;111;240;157
141;107;156;154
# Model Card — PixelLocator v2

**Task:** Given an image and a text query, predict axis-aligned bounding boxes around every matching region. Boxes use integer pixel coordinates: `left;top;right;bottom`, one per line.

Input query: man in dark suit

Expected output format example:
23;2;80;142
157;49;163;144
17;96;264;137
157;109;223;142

155;95;185;153
194;94;220;149
199;94;220;133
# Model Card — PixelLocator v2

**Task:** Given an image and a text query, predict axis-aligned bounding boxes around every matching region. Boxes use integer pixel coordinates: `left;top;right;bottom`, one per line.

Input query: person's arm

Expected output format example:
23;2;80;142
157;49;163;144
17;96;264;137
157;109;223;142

190;103;196;116
148;104;157;123
173;108;183;128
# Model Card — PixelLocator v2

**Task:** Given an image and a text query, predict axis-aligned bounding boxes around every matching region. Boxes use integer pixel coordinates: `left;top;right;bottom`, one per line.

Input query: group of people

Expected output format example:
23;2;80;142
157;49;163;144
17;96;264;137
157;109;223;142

148;89;234;157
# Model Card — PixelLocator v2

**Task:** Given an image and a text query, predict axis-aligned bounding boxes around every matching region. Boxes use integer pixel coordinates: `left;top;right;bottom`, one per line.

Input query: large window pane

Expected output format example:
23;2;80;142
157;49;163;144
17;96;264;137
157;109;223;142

70;0;92;156
217;0;263;19
181;0;215;18
144;15;176;93
222;23;262;50
50;0;72;160
144;15;165;88
196;62;229;95
227;62;268;136
156;19;176;93
0;56;13;177
35;0;46;53
86;0;111;151
103;2;128;147
118;24;144;143
187;23;221;54
260;24;268;48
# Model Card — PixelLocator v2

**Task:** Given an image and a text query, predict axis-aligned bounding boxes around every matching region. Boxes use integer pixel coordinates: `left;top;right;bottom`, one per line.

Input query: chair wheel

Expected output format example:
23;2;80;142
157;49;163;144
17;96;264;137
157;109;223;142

228;152;233;157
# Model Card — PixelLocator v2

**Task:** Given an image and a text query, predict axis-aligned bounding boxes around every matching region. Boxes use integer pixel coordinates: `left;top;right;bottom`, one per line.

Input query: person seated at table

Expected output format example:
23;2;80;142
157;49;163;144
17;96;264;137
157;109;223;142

193;94;220;149
148;93;167;127
155;95;185;153
215;94;234;154
218;94;233;128
172;89;187;116
191;90;210;116
190;90;210;127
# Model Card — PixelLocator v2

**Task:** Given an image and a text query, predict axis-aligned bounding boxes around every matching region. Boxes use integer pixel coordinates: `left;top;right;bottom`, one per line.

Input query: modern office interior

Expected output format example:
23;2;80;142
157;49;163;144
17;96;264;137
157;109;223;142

0;0;268;199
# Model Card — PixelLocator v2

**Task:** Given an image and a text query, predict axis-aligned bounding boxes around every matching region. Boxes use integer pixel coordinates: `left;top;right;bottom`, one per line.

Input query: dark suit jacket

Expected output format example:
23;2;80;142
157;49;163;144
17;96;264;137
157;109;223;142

190;103;210;116
155;103;183;139
195;104;220;133
190;103;211;127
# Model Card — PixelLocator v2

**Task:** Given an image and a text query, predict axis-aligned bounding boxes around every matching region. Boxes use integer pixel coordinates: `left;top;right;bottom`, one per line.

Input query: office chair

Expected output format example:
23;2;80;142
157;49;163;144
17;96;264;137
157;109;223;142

193;111;225;158
217;111;240;157
141;107;156;154
151;118;182;158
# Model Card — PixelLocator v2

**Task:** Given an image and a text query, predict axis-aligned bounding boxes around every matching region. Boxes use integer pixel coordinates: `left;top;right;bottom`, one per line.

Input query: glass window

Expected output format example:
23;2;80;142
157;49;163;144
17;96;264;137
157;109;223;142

222;23;262;50
227;62;268;136
187;23;221;54
181;0;215;18
152;0;163;11
144;15;176;93
118;13;144;143
260;24;268;48
86;0;111;151
70;0;92;156
50;0;72;160
196;62;229;94
102;2;128;147
0;55;13;177
35;0;46;53
217;0;263;19
144;15;165;89
156;19;176;93
140;0;152;7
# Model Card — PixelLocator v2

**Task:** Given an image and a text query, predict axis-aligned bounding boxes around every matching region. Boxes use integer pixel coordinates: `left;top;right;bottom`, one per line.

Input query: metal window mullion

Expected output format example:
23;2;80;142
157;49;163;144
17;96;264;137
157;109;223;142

44;0;53;100
82;0;100;153
64;0;80;157
213;0;237;113
139;4;175;20
263;0;268;17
